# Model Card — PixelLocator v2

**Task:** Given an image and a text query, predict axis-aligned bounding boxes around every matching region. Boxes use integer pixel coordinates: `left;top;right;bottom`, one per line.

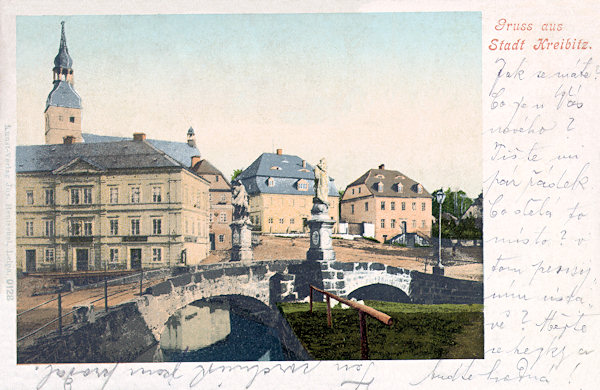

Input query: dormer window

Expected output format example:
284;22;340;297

396;183;403;193
375;174;385;179
377;182;384;192
297;179;308;191
416;183;423;194
267;177;275;187
270;166;282;170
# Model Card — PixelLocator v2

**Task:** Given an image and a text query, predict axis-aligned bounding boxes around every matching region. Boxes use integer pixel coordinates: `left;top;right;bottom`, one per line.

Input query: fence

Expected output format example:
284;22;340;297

309;285;393;359
17;269;146;344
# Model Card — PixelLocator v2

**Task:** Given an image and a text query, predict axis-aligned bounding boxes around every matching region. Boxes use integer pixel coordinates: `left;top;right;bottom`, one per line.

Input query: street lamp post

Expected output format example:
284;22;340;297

434;191;446;275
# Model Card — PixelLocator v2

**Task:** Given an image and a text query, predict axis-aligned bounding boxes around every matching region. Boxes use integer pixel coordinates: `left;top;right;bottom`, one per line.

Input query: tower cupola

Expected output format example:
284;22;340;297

53;21;74;84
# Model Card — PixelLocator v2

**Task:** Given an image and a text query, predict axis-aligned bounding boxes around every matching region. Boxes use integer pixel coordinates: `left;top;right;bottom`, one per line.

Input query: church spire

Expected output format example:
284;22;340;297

53;21;74;84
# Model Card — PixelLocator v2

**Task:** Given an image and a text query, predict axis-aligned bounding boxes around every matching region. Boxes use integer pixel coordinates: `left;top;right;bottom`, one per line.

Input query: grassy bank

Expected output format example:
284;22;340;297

278;301;483;360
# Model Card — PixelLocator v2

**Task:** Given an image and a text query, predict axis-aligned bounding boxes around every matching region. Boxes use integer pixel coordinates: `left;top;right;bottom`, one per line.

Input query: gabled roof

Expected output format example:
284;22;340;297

193;159;232;189
45;80;81;110
16;140;182;173
82;133;200;168
345;168;431;198
238;152;337;196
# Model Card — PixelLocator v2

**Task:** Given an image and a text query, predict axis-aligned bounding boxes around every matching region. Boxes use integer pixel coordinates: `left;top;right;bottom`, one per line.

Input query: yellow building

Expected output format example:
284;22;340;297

239;149;339;233
340;164;432;242
16;134;211;272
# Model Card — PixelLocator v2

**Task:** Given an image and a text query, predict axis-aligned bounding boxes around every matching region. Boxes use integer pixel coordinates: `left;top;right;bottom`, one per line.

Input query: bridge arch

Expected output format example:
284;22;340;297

347;283;411;303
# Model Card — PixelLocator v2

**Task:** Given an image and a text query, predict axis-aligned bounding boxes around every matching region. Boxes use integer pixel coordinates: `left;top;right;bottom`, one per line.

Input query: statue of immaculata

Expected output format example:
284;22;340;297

313;158;329;205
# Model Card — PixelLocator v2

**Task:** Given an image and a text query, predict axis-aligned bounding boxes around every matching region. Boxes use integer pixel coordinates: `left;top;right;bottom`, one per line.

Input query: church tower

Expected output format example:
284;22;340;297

45;21;83;144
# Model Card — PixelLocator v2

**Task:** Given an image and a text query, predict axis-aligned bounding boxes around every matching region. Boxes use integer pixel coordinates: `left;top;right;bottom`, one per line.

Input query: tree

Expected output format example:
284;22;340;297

431;187;473;219
231;168;243;182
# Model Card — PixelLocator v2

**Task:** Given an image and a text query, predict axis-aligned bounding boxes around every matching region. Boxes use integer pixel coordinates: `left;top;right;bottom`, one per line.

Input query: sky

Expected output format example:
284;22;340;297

16;13;482;197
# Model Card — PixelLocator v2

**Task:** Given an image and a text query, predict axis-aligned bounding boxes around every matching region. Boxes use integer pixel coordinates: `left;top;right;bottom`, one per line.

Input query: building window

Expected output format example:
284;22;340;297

83;221;92;236
110;187;119;204
44;220;55;237
279;218;284;224
44;248;55;263
380;201;385;210
421;220;426;228
412;202;416;211
25;221;34;236
216;175;219;182
45;189;54;205
377;182;383;192
352;188;355;195
209;193;212;202
365;202;369;211
110;219;119;235
220;194;226;202
290;218;295;225
358;187;361;194
402;202;406;211
153;218;162;235
268;217;273;224
412;220;417;228
70;220;81;236
152;187;162;203
69;116;75;123
218;234;224;243
152;248;162;262
209;213;214;223
396;183;403;193
109;249;119;263
83;188;92;204
70;188;80;205
351;204;355;214
298;180;308;191
219;213;227;223
267;177;274;187
131;219;140;235
380;219;385;228
391;201;396;211
130;187;140;203
422;202;426;211
417;184;423;194
391;219;396;229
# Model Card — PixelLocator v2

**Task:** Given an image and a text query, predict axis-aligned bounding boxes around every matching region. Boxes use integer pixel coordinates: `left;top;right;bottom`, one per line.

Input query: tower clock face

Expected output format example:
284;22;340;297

311;230;320;246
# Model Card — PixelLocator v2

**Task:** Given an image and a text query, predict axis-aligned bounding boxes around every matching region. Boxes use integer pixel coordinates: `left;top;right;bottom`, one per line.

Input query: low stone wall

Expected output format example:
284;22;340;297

18;302;155;364
408;271;483;304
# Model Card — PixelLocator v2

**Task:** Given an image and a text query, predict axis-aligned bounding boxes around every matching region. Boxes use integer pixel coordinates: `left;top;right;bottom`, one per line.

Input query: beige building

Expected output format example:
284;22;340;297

16;135;211;272
192;157;233;250
340;164;432;242
239;149;339;234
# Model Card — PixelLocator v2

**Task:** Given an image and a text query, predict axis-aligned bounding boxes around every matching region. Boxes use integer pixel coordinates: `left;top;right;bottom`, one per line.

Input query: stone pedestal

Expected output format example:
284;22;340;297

230;222;253;262
306;201;336;261
432;265;445;276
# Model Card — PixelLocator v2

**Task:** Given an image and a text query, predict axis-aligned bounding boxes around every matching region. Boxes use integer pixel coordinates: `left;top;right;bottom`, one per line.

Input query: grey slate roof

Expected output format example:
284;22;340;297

345;168;431;199
54;22;73;69
82;133;200;168
45;81;81;110
16;140;182;173
238;152;338;196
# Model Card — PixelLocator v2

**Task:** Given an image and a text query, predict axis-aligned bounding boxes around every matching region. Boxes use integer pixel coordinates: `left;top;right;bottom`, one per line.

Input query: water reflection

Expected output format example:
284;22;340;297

159;298;286;362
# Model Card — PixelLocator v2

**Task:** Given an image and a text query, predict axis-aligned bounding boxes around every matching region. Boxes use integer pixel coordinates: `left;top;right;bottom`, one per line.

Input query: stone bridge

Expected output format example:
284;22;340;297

18;259;482;363
138;259;482;340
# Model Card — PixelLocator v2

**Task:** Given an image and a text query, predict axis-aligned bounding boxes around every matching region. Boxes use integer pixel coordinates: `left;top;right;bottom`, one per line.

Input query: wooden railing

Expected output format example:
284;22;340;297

309;285;393;359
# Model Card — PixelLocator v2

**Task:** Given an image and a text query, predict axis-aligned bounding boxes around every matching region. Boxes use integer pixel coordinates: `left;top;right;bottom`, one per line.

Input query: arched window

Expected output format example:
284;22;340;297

267;177;275;187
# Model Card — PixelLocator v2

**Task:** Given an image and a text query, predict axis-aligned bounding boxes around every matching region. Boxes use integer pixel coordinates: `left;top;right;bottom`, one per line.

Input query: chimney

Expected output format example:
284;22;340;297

378;164;385;170
276;148;283;155
133;132;146;141
191;155;201;168
63;136;74;145
302;160;306;168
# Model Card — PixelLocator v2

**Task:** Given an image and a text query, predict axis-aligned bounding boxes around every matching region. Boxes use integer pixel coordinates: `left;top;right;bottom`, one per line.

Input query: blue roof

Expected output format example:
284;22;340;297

82;133;200;168
238;152;338;196
45;81;81;110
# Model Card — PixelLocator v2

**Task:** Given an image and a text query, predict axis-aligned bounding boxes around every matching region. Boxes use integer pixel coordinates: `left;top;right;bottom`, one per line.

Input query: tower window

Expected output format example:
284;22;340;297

70;116;75;123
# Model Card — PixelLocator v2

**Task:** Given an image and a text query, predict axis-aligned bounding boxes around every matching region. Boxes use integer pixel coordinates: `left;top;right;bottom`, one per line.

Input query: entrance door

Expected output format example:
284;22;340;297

76;249;89;271
25;250;36;273
210;233;215;250
130;249;142;270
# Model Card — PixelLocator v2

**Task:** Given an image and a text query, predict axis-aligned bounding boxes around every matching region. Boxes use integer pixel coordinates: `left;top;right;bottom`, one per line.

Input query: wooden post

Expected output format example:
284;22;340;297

326;295;332;328
139;268;143;296
309;287;313;313
104;263;108;312
359;311;369;359
57;292;62;337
